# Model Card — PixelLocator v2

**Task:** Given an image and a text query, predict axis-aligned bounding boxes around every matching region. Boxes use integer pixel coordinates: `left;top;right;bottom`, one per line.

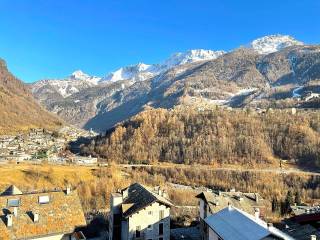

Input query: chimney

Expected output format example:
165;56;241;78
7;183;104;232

66;186;71;195
6;214;13;227
255;193;259;203
311;235;317;240
267;223;273;229
254;208;260;219
158;188;163;196
123;189;129;199
162;190;168;198
228;202;232;210
13;207;18;217
230;188;236;192
33;212;39;222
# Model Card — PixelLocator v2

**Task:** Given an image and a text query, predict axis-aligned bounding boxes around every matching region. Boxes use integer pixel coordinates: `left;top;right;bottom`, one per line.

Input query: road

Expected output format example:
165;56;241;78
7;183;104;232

120;164;320;176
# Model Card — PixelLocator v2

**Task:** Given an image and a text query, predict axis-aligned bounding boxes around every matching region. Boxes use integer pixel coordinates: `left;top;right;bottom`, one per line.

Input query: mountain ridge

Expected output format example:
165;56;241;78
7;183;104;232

0;58;62;134
30;34;320;133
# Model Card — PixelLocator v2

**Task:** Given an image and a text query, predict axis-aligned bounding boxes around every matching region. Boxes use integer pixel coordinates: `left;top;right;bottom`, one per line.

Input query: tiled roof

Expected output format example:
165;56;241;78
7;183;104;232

121;183;173;218
0;186;86;240
196;191;269;215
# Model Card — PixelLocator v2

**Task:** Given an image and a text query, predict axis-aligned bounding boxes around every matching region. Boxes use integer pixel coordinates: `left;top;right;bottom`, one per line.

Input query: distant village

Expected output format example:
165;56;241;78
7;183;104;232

0;126;98;165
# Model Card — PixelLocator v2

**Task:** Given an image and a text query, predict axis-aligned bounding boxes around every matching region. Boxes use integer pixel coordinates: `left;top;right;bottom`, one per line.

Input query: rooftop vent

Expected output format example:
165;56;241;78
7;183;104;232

13;207;18;217
254;208;260;219
6;214;13;227
33;212;39;222
66;186;71;195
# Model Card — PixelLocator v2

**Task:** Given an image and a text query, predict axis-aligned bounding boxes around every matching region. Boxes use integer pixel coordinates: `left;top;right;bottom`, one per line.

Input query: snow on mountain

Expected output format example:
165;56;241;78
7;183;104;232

102;49;225;83
249;34;304;54
103;63;156;82
162;49;225;68
32;70;101;98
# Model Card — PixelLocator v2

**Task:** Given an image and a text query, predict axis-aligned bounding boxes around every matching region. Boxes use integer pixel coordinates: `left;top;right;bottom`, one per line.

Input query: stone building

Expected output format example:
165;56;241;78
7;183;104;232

0;185;86;240
109;183;173;240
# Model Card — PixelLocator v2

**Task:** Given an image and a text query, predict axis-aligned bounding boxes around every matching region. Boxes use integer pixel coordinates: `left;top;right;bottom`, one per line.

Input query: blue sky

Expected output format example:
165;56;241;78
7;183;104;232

0;0;319;83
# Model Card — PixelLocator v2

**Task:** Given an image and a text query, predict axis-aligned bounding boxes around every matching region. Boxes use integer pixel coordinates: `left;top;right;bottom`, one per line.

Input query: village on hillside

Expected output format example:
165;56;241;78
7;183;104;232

0;126;98;165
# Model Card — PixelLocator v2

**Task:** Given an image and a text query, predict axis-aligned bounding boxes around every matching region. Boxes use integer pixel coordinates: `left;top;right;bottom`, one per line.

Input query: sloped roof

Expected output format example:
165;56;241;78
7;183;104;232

281;221;320;240
121;183;173;218
196;191;269;215
0;187;86;240
204;206;294;240
1;185;22;196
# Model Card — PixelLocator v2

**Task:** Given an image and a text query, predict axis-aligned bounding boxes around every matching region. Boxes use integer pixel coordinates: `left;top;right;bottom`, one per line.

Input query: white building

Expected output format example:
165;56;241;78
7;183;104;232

109;183;173;240
204;206;294;240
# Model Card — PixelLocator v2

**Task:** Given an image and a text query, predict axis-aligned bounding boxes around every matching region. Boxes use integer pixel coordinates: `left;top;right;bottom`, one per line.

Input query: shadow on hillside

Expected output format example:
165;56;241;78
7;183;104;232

68;136;96;154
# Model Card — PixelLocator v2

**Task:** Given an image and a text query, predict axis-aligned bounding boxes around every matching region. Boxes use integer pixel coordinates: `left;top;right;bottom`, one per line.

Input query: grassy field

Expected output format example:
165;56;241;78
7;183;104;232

0;163;95;191
1;162;319;224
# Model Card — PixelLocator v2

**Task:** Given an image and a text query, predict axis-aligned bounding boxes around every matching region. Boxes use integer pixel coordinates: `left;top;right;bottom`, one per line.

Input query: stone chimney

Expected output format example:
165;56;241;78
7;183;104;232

311;235;317;240
13;207;18;217
33;212;39;222
6;214;13;227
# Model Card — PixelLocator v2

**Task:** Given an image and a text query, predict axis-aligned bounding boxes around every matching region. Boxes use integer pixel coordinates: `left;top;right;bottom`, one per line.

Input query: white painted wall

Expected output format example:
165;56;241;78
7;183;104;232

127;202;170;240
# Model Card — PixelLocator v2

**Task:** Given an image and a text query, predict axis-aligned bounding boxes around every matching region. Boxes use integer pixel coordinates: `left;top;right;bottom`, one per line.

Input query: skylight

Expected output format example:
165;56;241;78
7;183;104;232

39;195;50;204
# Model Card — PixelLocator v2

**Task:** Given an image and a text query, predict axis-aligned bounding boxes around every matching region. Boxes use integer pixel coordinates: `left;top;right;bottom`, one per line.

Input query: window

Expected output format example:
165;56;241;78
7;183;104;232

159;238;163;240
159;210;164;220
38;195;50;204
159;223;163;235
7;198;20;207
147;224;153;230
136;226;141;238
148;210;153;215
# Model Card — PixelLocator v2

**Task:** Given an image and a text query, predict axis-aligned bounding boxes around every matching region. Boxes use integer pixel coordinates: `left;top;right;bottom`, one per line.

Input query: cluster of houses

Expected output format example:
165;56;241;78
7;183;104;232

1;183;319;240
0;127;98;165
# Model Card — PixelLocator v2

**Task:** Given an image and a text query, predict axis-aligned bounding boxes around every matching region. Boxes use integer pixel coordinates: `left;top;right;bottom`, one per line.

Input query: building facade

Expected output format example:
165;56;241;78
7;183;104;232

109;183;173;240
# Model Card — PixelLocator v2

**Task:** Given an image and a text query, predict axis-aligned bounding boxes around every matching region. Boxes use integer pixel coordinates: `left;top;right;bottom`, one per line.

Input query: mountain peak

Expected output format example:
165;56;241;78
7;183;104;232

163;49;226;67
70;70;90;80
250;34;304;54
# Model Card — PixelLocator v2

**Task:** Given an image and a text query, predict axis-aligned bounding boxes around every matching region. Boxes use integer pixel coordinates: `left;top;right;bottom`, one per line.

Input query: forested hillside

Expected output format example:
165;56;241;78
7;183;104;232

0;59;62;134
81;106;320;168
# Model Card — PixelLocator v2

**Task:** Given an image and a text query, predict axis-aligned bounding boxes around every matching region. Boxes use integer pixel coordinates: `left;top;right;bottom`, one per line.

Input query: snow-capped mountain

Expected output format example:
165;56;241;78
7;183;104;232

70;70;101;84
32;70;101;98
102;49;225;82
161;49;225;67
249;34;303;54
103;63;157;82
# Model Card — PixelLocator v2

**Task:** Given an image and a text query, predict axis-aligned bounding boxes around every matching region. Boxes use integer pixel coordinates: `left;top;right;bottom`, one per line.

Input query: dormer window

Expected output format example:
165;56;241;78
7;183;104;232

38;195;50;204
7;198;20;207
